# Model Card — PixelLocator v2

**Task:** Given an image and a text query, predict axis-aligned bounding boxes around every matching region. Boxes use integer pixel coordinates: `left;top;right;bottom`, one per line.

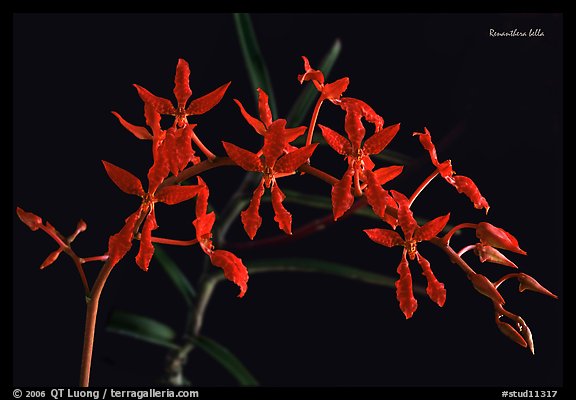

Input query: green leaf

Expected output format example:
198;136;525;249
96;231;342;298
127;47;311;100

262;189;380;220
241;257;426;293
233;13;277;119
107;310;179;349
264;189;457;234
371;149;416;165
153;244;196;307
191;335;259;386
286;38;342;127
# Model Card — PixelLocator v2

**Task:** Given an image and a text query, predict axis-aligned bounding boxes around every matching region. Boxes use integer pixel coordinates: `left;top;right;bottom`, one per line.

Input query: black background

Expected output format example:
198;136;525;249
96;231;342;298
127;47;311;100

12;13;563;387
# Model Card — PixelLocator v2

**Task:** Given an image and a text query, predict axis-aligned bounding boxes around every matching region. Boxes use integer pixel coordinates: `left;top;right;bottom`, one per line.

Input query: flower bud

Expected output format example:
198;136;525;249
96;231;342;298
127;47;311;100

476;222;527;255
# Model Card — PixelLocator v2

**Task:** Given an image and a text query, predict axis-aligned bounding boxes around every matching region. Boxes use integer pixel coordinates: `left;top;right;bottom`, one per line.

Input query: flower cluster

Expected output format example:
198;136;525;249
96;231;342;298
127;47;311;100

17;55;557;371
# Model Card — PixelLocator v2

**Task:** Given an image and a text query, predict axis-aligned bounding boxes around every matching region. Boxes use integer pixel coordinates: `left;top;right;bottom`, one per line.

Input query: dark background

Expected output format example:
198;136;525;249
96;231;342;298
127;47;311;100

12;13;563;387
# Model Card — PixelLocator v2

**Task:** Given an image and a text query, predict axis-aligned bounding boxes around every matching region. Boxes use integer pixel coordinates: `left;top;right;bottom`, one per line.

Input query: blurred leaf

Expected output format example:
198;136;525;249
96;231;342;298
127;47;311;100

233;13;277;118
264;189;457;234
153;245;196;307
266;189;377;220
107;310;178;349
191;335;259;386
286;38;342;127
372;149;415;165
241;257;424;292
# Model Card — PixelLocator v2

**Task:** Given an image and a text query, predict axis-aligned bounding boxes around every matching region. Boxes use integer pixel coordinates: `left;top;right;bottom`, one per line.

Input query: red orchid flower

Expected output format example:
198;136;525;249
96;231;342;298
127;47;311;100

298;56;349;103
297;56;351;146
16;208;87;269
222;121;318;239
192;178;249;297
103;161;201;271
414;128;490;213
234;88;307;152
364;191;450;319
113;93;202;173
132;58;231;129
319;109;401;222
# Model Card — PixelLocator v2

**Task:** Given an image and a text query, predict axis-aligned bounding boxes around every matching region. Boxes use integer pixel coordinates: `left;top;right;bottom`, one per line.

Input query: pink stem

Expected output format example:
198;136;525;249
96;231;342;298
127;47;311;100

306;97;324;146
408;170;439;207
457;244;477;258
442;222;478;245
191;131;217;161
81;255;110;263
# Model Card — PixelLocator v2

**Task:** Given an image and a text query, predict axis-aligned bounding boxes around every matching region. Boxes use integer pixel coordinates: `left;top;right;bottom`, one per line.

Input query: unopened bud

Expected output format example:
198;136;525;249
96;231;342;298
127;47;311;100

469;273;505;305
476;222;527;255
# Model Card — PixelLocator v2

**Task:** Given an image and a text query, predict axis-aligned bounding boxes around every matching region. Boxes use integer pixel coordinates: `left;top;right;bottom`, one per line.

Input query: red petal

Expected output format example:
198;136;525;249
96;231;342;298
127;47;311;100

416;253;446;307
517;273;558;299
173;59;192;109
381;193;400;229
390;190;418;239
396;253;418;319
222;142;262;172
234;99;266;135
174;125;200;171
363;123;400;155
340;97;384;131
40;249;63;269
517;317;535;354
413;127;440;167
164;128;180;176
186;82;231;116
496;318;528;349
362;155;375;171
144;103;162;133
297;56;324;85
319;124;352;155
285;126;307;143
193;211;216;247
133;84;175;115
363;170;392;219
210;249;249;298
257;88;273;128
364;228;403;247
147;139;171;195
437;160;454;179
16;207;43;231
135;209;158;271
102;161;144;196
453;175;490;213
322;77;349;101
331;165;354;221
474;244;518;269
476;222;527;255
373;165;404;185
274;144;318;173
155;184;200;205
195;177;210;217
240;179;265;240
414;213;450;242
107;210;140;268
469;273;505;304
344;111;366;150
262;120;287;167
271;184;292;235
111;112;153;140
